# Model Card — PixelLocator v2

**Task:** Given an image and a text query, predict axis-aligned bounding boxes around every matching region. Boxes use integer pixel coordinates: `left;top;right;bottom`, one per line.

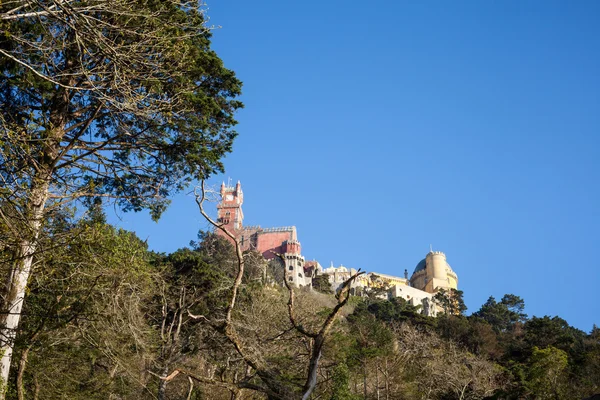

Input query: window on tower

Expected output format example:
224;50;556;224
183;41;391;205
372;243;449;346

289;266;293;271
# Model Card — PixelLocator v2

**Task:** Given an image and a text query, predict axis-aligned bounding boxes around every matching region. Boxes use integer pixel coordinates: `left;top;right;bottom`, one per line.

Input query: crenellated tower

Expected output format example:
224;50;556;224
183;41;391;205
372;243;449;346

283;239;301;255
410;250;458;294
217;181;244;235
282;239;309;287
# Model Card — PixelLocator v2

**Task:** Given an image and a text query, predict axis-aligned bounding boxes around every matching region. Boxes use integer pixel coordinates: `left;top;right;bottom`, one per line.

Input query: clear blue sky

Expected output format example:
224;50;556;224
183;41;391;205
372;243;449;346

110;1;600;332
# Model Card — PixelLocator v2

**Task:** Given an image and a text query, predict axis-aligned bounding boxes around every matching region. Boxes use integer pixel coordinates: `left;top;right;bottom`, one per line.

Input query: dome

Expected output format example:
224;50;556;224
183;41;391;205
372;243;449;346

413;258;426;274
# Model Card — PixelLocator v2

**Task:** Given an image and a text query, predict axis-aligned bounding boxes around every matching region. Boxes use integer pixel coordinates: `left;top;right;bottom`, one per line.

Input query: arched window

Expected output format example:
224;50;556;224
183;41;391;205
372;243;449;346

288;277;293;282
298;273;303;278
289;266;293;271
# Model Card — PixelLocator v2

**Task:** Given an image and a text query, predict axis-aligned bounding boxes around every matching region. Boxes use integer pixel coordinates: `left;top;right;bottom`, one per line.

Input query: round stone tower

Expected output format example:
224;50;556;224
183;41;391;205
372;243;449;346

426;251;447;280
410;250;458;293
282;240;307;287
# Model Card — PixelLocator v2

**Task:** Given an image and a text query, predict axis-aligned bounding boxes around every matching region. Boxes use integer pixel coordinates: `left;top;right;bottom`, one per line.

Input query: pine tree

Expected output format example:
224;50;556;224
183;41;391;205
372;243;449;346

0;1;242;390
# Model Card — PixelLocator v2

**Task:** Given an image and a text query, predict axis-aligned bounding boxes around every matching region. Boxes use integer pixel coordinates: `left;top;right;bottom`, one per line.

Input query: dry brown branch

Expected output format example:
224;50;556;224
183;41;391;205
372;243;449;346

195;181;244;330
149;368;278;399
194;180;364;399
300;268;364;400
194;182;267;378
186;376;194;400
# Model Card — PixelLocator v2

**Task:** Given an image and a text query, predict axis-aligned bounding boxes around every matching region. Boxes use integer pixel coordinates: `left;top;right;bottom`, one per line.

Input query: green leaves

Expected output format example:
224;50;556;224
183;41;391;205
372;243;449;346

15;218;158;399
433;288;467;316
526;346;569;399
312;274;334;294
473;294;526;333
330;362;358;400
1;0;243;219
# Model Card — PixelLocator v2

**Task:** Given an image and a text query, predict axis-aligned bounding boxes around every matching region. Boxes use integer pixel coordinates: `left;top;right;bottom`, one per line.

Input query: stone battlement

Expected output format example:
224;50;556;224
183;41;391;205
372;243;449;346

262;226;295;233
428;251;446;257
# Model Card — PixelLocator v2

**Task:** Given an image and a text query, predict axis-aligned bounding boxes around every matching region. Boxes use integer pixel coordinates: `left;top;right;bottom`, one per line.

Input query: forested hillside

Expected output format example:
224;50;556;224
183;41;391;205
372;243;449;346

1;210;598;399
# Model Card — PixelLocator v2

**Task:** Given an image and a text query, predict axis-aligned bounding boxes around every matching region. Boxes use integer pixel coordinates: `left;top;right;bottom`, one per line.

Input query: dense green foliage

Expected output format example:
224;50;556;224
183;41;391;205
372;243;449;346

0;1;243;209
311;274;334;294
3;214;598;399
0;2;243;392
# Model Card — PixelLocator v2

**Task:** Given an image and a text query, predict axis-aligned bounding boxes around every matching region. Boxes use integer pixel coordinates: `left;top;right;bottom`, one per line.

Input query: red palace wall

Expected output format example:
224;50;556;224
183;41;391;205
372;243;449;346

256;231;294;259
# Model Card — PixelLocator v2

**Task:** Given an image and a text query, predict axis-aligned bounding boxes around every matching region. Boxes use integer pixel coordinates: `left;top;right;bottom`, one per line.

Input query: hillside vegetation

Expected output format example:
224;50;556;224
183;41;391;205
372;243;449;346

1;212;598;399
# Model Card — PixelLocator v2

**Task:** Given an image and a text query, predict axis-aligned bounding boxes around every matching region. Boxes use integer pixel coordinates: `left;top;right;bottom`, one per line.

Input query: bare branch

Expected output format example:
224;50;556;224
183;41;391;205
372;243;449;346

194;181;267;377
194;185;365;399
0;49;83;90
194;181;244;328
301;269;364;400
273;251;318;338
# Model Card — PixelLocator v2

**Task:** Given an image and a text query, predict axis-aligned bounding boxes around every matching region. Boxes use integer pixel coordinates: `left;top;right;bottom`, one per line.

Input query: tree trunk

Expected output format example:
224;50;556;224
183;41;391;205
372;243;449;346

16;341;36;400
384;358;389;400
375;363;380;400
158;365;170;400
0;180;49;397
363;360;368;400
301;338;322;400
0;75;65;395
16;349;28;400
33;374;39;400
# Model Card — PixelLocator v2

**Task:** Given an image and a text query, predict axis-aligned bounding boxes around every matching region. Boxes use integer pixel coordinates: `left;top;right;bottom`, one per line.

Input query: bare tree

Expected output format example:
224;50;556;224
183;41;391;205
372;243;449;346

156;181;364;400
393;323;503;400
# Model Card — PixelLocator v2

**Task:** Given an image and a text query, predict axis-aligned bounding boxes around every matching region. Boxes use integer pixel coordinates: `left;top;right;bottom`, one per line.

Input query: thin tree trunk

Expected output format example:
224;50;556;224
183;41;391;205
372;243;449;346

32;374;39;400
384;358;389;400
0;181;49;397
16;347;30;400
376;362;380;400
459;383;467;400
187;377;195;400
16;334;38;400
363;360;368;400
158;365;170;400
301;338;323;400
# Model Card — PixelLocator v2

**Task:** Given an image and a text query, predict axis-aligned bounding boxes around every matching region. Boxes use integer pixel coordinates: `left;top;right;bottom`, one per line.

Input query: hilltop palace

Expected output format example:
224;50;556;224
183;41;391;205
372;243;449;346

216;181;459;317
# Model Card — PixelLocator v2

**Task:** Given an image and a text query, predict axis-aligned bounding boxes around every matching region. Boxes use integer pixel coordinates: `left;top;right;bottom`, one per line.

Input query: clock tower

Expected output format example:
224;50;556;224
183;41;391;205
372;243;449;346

217;180;244;233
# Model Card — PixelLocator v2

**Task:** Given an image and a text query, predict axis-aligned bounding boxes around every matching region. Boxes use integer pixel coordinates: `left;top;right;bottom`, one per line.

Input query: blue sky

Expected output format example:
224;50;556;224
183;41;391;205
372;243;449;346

110;1;600;332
